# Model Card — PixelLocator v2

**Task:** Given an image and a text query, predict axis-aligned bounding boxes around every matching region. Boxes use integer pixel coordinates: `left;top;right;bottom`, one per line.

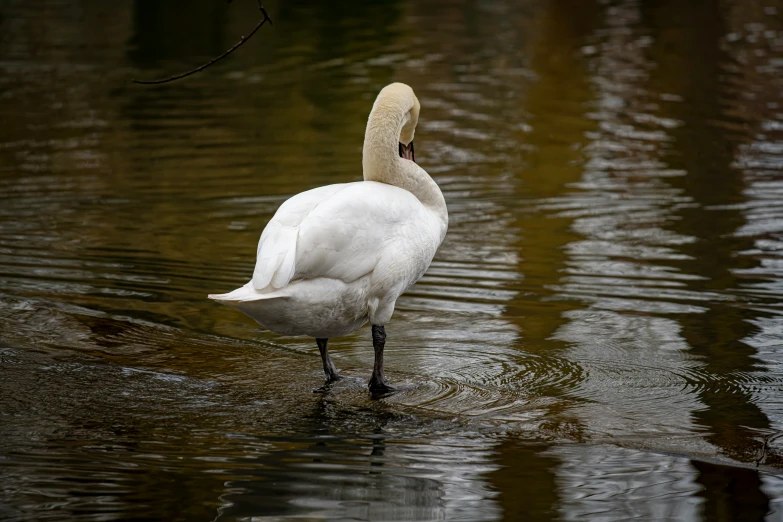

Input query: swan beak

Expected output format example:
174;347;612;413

399;141;415;163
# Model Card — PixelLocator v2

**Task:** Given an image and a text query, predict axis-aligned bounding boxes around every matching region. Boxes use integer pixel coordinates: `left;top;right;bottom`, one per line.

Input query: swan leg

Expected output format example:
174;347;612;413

316;338;341;383
369;325;395;393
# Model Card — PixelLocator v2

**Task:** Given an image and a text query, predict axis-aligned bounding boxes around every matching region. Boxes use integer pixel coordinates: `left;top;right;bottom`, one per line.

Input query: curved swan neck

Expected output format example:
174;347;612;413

362;90;448;226
362;97;407;182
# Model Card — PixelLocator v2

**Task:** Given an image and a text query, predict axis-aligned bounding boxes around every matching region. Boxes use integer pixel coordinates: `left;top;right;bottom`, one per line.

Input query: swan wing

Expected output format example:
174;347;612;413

252;182;425;290
251;184;348;290
295;182;429;282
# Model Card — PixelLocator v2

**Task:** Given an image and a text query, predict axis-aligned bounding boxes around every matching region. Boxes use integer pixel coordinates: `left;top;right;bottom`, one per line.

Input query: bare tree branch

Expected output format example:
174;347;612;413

132;2;272;85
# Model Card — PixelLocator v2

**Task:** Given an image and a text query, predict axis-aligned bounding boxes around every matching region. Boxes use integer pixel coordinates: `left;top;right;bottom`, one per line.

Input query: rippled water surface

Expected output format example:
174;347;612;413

4;0;783;519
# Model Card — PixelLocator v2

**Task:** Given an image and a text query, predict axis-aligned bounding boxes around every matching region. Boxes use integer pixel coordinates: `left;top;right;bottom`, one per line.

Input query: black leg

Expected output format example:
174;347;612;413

316;338;341;383
368;325;394;393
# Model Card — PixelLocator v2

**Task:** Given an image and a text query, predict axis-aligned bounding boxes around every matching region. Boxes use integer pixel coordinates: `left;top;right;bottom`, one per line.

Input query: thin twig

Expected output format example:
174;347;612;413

132;3;272;85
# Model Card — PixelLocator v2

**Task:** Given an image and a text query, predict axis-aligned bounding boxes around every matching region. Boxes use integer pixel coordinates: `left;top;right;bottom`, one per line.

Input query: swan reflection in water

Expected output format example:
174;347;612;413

211;397;502;522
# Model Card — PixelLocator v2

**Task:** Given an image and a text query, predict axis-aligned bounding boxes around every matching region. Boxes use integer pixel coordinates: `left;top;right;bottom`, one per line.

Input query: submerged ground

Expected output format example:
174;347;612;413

2;0;783;519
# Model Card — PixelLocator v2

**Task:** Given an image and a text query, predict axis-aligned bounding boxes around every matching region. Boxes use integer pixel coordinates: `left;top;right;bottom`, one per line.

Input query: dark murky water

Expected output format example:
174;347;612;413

3;0;783;519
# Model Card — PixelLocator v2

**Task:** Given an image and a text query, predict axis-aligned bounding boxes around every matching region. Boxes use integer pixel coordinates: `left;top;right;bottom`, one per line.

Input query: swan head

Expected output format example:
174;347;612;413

367;82;420;163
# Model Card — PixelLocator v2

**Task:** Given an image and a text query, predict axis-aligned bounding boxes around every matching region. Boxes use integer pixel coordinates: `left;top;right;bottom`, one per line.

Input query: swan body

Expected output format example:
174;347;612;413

211;181;444;338
209;83;448;391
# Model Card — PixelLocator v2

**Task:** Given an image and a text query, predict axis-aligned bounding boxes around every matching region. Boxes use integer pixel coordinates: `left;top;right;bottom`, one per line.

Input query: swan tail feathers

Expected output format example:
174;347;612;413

208;283;289;303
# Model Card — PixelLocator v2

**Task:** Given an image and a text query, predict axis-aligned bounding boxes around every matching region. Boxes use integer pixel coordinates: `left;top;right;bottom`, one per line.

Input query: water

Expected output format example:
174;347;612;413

2;0;783;519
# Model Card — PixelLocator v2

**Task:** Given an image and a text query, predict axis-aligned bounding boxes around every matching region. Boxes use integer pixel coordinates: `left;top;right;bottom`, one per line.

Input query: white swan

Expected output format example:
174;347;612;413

209;83;448;393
